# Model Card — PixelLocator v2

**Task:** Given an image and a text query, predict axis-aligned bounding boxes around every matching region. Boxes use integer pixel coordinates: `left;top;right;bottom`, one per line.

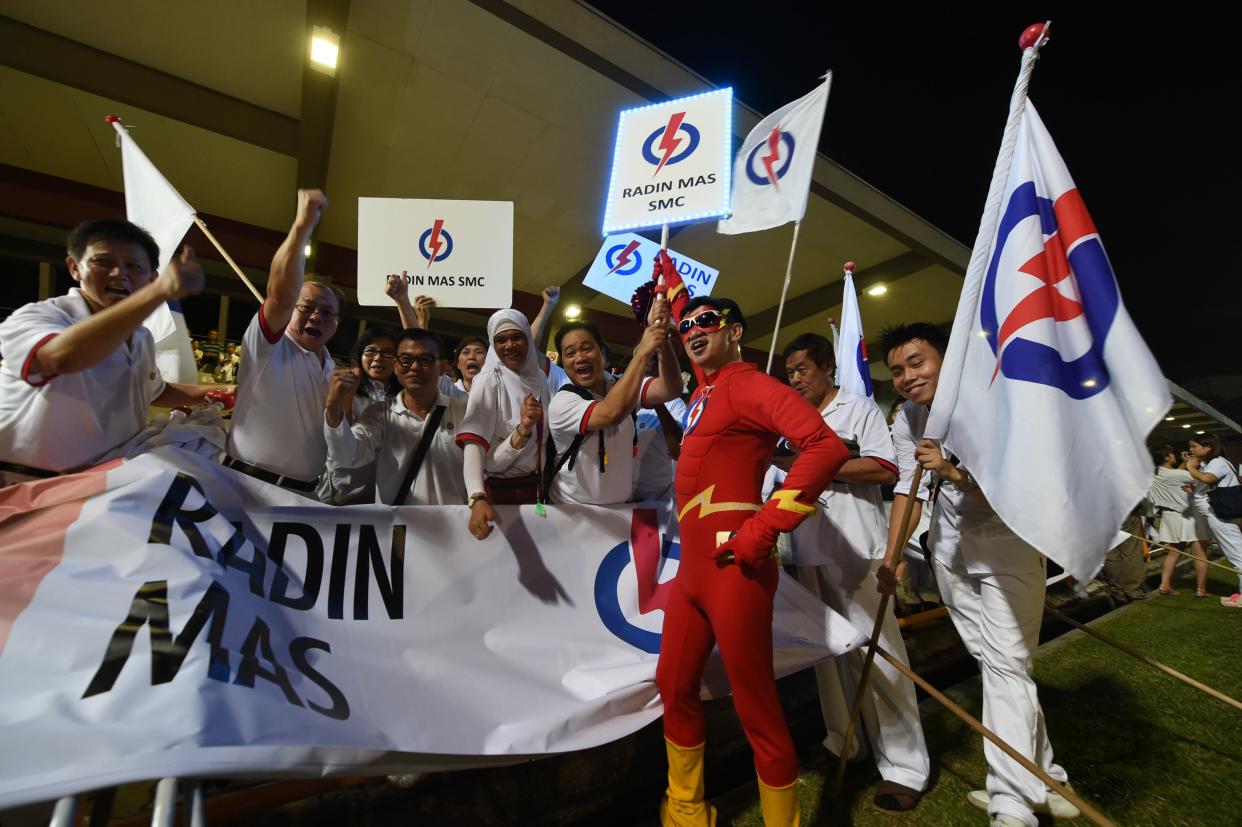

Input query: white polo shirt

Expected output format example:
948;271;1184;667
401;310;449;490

1193;456;1240;516
892;401;1042;576
547;375;654;505
766;390;897;565
227;308;335;481
0;289;165;472
325;391;467;505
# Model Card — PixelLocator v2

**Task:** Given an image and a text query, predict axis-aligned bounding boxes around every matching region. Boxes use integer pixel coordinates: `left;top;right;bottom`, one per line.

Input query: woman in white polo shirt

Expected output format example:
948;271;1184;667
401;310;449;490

1146;443;1209;597
1184;434;1242;606
546;318;682;505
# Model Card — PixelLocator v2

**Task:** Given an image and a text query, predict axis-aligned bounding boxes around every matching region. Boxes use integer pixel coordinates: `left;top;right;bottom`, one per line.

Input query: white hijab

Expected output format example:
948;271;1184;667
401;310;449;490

459;309;550;446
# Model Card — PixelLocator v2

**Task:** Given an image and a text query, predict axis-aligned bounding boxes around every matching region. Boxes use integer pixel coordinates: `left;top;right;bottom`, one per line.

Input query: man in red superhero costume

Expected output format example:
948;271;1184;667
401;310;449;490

650;252;848;826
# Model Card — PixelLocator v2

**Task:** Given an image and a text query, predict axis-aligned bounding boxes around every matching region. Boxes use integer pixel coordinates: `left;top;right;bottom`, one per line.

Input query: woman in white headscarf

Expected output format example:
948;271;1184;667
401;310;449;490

457;308;567;539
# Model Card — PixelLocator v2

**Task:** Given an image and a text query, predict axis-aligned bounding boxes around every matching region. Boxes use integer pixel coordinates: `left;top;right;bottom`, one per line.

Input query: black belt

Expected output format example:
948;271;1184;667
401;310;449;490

223;457;317;493
0;460;61;480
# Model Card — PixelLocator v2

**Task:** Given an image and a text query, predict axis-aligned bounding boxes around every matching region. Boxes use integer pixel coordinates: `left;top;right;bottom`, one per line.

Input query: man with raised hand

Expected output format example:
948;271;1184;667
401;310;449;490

879;322;1078;827
0;219;218;485
654;285;848;827
225;189;340;495
774;332;929;813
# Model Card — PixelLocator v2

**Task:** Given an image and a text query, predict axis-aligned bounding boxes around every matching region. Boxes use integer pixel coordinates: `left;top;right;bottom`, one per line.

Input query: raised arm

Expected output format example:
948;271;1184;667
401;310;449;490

529;286;560;352
639;294;684;406
583;322;667;431
264;189;328;335
33;245;205;377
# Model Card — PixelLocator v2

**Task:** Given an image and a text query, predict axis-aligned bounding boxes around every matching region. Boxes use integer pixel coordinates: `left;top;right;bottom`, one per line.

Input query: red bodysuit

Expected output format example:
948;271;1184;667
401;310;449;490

653;264;848;788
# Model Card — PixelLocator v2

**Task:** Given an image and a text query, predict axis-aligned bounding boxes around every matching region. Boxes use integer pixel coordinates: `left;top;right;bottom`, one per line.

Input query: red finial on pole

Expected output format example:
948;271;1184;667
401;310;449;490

1019;22;1050;51
843;261;856;273
105;114;122;125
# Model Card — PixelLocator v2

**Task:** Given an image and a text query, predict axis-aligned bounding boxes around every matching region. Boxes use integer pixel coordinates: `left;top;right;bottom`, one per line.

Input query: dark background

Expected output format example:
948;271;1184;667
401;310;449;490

587;3;1240;418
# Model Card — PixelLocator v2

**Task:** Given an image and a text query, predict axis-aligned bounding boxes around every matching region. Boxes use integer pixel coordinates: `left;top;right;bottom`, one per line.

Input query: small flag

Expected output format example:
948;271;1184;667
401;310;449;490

835;265;873;399
111;118;199;384
925;100;1170;582
717;73;831;235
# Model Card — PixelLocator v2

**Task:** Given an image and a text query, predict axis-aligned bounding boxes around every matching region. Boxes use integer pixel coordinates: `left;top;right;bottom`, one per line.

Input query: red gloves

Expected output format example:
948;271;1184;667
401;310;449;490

204;388;236;410
712;521;779;571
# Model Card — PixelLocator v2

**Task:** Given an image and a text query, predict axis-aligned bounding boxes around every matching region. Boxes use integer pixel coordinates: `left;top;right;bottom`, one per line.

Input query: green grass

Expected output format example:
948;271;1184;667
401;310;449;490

719;564;1242;826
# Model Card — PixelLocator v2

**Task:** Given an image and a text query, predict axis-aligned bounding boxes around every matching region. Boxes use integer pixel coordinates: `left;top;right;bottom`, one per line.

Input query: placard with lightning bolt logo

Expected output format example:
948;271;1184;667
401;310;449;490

602;88;733;235
583;232;720;307
356;197;513;309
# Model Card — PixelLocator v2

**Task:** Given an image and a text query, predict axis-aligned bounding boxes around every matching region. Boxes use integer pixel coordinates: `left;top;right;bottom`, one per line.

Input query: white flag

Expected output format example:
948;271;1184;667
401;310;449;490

717;73;831;235
925;100;1170;582
112;119;200;384
835;269;874;399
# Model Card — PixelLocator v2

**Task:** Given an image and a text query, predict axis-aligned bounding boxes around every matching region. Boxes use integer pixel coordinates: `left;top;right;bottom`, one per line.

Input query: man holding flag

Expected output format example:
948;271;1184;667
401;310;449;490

878;44;1168;827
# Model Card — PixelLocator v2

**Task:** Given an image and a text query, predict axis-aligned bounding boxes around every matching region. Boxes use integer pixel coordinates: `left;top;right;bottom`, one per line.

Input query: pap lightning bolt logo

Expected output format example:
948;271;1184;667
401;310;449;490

653;112;686;177
608;240;642;275
761;125;783;190
425;219;445;270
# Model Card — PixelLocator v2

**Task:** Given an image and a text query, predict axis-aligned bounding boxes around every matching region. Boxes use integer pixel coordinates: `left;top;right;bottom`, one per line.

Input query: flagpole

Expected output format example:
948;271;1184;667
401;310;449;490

834;25;1053;799
660;222;669;251
192;216;265;302
872;644;1117;827
763;219;801;373
923;20;1050;441
1042;605;1242;712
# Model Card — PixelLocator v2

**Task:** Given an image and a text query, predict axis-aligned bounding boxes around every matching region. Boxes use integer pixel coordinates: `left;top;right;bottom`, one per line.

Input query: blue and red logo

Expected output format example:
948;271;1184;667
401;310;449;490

854;338;874;397
642;111;700;176
745;126;796;189
981;182;1118;399
606;240;643;276
418;219;453;269
594;509;680;653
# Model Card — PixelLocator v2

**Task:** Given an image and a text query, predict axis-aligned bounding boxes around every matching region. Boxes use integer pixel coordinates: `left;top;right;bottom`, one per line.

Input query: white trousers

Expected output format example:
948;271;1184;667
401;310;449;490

797;559;931;791
933;555;1067;827
1204;510;1242;592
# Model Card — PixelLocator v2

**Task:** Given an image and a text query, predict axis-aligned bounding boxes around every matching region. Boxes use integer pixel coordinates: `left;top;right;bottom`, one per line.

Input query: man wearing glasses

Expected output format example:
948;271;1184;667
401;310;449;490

226;189;339;494
648;253;848;827
0;219;219;485
323;329;466;505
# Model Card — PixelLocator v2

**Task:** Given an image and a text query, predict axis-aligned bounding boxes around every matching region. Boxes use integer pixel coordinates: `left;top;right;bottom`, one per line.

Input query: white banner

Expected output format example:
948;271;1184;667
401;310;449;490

356;198;513;309
602;89;733;234
583;233;719;306
0;448;863;807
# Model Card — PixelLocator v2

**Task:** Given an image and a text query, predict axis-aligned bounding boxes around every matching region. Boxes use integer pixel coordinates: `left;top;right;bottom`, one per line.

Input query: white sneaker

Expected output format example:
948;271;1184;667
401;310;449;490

1035;787;1081;819
967;789;990;811
991;818;1026;827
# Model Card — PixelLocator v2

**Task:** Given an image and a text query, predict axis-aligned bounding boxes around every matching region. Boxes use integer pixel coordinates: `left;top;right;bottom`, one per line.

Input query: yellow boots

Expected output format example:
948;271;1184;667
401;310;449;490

660;739;716;827
660;739;801;826
758;778;801;827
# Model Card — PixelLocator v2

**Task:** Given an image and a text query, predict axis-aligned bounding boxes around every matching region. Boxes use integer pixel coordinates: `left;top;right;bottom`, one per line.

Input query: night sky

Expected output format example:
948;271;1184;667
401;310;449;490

586;3;1239;417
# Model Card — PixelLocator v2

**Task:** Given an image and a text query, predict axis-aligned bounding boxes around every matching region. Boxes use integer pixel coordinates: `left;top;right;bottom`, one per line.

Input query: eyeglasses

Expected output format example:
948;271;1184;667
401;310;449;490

396;353;438;369
294;302;338;319
677;309;730;336
361;347;396;361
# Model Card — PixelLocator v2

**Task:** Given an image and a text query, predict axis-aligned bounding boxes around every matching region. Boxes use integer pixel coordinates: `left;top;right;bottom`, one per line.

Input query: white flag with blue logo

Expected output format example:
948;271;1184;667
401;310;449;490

112;120;200;384
925;100;1169;582
717;73;830;235
835;270;873;399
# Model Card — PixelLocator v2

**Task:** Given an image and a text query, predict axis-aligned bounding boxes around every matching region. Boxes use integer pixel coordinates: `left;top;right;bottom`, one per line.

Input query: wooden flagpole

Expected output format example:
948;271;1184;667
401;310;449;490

873;644;1117;827
764;220;801;373
193;216;264;303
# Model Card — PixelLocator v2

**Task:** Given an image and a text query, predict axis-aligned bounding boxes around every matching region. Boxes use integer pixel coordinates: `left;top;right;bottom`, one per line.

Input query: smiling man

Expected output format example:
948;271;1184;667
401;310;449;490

323;328;466;505
0;219;219;484
650;255;848;827
225;189;339;495
546;308;682;505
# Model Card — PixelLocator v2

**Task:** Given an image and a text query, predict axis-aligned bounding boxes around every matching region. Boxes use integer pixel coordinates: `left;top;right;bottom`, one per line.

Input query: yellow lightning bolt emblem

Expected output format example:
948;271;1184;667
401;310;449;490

678;485;761;521
768;489;815;515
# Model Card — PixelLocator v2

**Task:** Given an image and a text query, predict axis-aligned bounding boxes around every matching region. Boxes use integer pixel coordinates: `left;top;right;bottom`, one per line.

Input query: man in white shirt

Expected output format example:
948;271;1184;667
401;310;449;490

545;315;681;505
772;333;929;812
0;219;215;484
324;329;466;505
879;322;1077;827
226;189;338;494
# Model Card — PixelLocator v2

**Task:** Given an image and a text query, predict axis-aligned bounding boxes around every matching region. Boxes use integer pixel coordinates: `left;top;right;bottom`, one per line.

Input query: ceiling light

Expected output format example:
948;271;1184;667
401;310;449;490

866;284;888;297
1196;430;1205;434
564;304;582;320
310;26;339;72
1081;378;1098;388
1181;424;1191;429
1164;416;1175;421
304;244;313;257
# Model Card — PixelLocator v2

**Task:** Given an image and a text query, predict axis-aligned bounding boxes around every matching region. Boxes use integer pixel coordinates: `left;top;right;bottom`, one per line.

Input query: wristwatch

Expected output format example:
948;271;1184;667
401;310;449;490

468;492;489;508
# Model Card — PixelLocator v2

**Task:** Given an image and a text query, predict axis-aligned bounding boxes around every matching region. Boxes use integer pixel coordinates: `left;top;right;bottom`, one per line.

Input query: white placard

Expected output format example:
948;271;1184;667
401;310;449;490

583;233;720;306
357;198;512;308
602;89;733;234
